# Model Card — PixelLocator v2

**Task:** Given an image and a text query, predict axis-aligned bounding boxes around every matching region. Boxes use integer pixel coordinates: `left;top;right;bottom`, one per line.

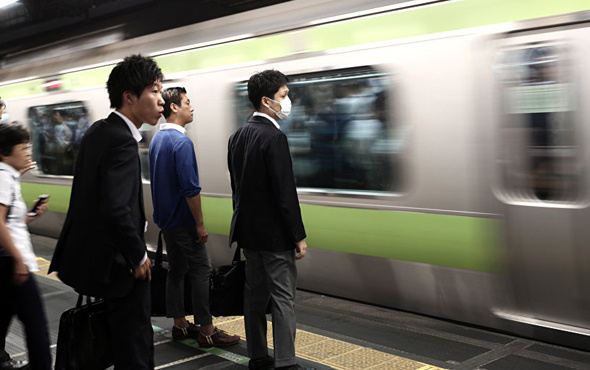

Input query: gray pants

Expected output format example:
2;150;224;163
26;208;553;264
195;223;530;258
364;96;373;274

243;248;297;368
162;226;212;325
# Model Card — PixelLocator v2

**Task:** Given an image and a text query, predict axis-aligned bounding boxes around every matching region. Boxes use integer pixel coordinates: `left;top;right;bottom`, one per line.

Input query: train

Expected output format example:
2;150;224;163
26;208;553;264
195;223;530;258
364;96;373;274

2;0;590;350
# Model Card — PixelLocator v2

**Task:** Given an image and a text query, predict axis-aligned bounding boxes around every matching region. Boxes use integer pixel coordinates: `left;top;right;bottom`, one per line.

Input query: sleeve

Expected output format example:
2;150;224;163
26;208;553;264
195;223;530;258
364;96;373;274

265;132;307;242
228;136;236;209
175;138;201;198
0;171;13;207
99;139;146;267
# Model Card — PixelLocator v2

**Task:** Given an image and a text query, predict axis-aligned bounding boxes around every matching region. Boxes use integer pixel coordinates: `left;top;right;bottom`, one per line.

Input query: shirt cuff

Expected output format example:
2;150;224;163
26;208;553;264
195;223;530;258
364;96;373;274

138;252;148;267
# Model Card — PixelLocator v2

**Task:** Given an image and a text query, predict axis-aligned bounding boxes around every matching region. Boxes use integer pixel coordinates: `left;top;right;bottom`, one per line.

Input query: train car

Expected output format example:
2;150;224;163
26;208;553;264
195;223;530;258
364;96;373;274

2;0;590;349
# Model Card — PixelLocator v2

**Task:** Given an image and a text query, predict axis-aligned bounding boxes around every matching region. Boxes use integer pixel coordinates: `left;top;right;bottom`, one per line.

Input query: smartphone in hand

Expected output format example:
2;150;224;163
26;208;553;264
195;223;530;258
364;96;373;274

27;194;50;217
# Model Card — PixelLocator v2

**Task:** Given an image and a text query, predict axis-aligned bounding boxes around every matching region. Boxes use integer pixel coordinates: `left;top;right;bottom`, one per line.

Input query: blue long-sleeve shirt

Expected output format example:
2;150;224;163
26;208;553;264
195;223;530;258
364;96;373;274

149;125;201;229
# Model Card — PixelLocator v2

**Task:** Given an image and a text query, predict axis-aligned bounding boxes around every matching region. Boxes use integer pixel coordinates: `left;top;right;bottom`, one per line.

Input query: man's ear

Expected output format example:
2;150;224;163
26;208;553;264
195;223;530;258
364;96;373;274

123;91;136;106
170;102;178;113
260;97;270;109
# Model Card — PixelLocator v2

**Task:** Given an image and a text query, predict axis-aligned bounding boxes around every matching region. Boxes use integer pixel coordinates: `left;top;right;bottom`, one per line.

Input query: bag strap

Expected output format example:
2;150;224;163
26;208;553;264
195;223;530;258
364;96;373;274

76;294;100;307
155;230;164;267
232;245;241;265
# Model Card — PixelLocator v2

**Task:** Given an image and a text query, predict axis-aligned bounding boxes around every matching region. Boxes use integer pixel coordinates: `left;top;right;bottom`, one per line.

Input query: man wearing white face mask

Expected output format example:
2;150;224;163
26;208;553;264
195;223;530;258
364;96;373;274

228;70;311;370
266;95;292;120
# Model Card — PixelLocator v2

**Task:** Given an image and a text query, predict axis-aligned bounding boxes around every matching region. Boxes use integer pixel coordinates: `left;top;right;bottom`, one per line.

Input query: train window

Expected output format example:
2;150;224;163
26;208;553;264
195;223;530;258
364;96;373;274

495;45;581;202
28;102;90;176
233;66;402;193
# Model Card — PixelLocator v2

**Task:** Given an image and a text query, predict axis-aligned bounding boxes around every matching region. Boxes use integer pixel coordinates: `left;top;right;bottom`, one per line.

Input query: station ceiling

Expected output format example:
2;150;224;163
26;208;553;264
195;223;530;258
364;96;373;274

0;0;288;59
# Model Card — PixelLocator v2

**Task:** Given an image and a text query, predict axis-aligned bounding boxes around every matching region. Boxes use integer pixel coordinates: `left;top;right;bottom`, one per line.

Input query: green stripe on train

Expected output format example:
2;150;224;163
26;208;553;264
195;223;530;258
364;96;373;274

20;182;71;213
204;197;502;274
22;183;501;272
2;0;588;98
20;183;501;273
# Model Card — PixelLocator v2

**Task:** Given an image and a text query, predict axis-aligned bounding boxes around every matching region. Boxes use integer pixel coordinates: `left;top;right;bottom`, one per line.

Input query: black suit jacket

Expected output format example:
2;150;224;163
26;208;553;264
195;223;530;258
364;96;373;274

228;115;306;251
49;113;147;299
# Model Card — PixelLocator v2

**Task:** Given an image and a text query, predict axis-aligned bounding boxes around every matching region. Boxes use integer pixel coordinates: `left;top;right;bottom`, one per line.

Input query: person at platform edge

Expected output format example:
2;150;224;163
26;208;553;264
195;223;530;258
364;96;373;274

49;55;163;369
0;121;51;370
227;70;310;370
148;86;240;347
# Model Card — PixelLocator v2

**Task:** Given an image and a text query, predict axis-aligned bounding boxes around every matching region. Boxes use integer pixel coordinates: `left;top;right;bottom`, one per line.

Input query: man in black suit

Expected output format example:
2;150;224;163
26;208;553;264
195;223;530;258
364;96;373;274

49;55;164;369
228;70;309;370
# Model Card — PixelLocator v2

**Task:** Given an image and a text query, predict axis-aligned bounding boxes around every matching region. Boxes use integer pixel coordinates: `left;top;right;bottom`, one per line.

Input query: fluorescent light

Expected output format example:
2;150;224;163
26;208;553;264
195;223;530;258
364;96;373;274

0;76;40;87
150;34;254;57
59;59;122;74
0;0;18;9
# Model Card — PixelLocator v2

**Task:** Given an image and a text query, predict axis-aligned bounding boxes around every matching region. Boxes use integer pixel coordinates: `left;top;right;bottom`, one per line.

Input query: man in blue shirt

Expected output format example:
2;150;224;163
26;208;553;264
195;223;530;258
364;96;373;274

149;87;239;347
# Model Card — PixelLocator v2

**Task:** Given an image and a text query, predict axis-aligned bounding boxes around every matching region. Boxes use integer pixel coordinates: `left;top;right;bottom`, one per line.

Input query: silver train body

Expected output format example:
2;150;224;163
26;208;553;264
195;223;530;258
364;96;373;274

2;0;590;349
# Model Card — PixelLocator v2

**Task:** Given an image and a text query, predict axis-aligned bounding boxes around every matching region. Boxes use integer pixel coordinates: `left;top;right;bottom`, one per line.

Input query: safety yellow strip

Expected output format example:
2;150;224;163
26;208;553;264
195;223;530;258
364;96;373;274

202;315;447;370
35;257;59;281
35;257;446;370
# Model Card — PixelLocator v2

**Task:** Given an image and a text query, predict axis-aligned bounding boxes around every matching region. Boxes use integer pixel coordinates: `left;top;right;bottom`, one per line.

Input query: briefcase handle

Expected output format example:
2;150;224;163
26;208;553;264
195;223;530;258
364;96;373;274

76;294;101;307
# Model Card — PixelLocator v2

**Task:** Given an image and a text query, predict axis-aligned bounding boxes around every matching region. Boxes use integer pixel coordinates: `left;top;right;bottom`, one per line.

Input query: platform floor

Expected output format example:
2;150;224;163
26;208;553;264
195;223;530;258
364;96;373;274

4;235;590;369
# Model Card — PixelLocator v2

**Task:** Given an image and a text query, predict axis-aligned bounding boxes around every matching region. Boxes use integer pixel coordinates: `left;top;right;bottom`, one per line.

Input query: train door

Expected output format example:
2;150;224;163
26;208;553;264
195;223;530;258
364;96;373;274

492;20;590;334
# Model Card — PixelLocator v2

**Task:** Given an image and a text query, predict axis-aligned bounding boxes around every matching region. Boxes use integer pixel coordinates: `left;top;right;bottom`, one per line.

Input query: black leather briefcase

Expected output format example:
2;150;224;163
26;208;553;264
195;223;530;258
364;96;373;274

209;246;272;317
55;294;113;370
209;246;246;317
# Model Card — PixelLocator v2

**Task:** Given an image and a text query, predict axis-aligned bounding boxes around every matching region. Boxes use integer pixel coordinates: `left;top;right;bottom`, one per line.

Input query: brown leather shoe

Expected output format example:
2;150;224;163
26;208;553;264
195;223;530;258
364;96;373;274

197;327;240;347
172;322;200;340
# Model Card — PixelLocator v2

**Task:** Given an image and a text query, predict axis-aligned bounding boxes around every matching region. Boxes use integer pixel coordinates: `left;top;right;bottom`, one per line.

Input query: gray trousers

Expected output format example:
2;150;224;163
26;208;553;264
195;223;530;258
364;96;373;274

162;226;212;324
243;248;297;368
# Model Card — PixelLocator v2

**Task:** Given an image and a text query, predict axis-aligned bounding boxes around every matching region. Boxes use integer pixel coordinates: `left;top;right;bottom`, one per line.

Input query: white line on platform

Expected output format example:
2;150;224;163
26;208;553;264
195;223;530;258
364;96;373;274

154;353;211;369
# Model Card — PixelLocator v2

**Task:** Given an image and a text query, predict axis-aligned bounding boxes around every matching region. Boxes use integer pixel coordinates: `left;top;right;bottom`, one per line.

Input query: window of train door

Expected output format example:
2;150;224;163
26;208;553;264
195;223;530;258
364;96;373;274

232;66;401;194
495;44;581;203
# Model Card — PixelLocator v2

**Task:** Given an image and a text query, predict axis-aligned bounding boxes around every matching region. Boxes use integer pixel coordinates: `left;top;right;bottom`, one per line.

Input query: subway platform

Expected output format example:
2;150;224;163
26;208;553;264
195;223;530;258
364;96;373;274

4;234;590;370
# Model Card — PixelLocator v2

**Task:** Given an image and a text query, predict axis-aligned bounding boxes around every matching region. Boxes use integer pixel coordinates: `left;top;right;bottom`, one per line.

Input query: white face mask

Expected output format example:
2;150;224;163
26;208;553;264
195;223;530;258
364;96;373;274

267;96;291;120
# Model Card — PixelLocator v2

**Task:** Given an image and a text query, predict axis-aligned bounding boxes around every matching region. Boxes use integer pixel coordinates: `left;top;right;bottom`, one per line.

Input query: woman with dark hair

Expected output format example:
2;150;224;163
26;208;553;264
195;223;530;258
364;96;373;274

0;121;51;370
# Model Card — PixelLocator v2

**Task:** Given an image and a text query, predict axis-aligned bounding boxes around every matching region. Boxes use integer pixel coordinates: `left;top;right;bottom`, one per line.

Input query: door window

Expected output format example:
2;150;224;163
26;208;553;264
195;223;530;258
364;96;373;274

495;45;580;202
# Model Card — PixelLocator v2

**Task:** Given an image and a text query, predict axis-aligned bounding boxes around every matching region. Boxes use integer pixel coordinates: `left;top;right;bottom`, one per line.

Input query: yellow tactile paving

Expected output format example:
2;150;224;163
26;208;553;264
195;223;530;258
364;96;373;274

208;315;447;370
300;338;360;359
295;331;325;348
326;347;403;369
34;258;447;370
35;257;59;281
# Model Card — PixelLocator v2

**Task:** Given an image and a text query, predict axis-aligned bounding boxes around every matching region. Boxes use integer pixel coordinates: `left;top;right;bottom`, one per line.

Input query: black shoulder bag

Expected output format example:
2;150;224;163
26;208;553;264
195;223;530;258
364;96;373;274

150;230;193;316
55;294;113;370
209;246;271;316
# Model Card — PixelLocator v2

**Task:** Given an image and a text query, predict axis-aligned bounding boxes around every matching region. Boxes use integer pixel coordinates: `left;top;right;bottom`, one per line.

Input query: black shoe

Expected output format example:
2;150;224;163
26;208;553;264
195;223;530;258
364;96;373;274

249;355;274;370
276;365;315;370
0;359;30;370
171;322;200;340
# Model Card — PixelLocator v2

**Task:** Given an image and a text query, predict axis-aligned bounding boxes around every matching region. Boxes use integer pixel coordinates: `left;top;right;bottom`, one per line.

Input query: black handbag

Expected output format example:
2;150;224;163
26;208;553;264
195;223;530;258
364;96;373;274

55;294;113;370
209;246;246;316
151;230;193;316
209;246;271;316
